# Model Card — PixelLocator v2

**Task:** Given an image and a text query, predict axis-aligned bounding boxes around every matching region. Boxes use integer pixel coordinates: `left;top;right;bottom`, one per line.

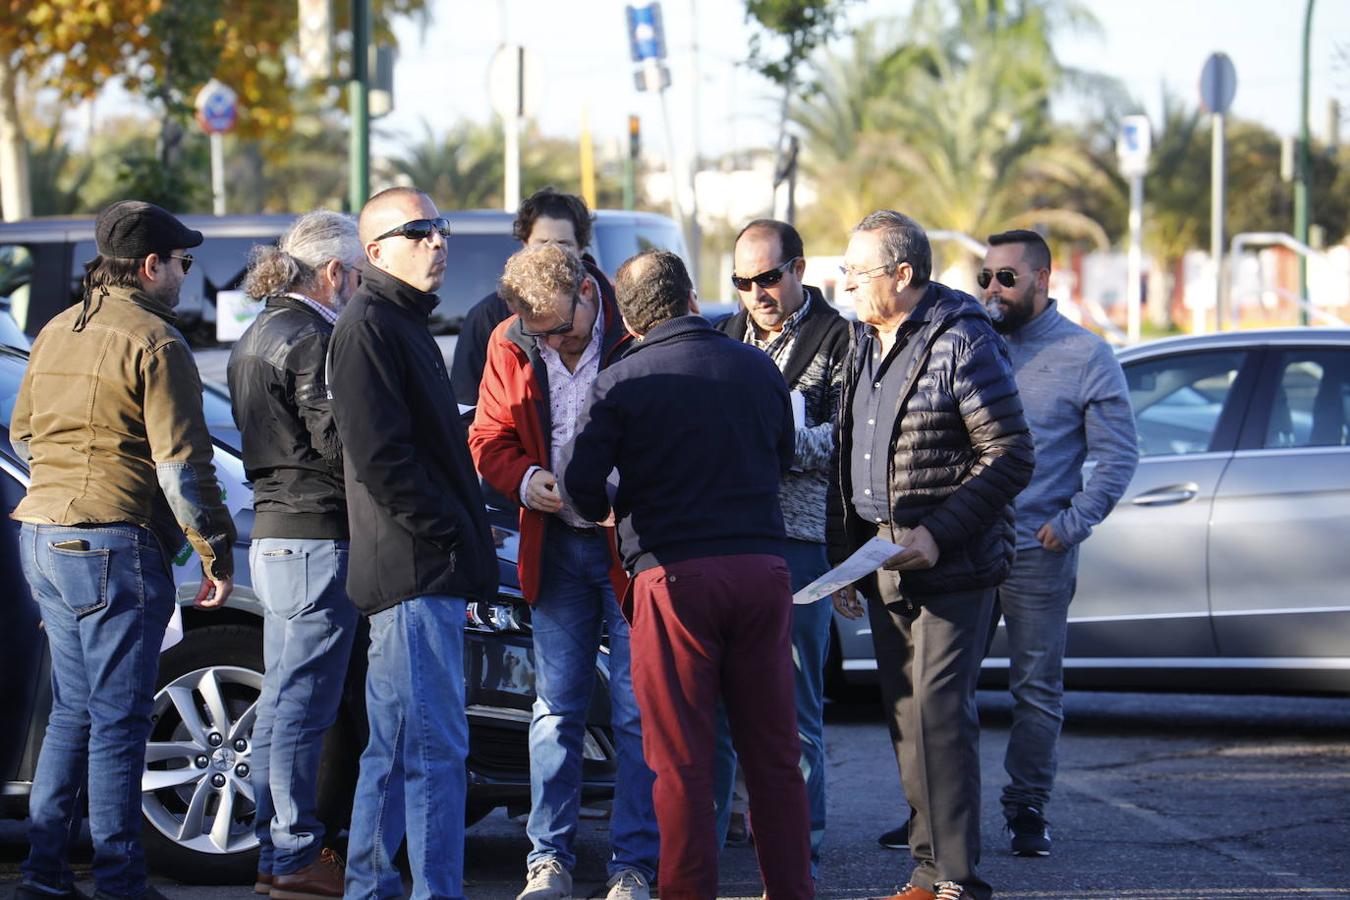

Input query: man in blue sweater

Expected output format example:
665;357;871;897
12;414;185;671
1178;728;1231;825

981;229;1139;856
560;249;812;900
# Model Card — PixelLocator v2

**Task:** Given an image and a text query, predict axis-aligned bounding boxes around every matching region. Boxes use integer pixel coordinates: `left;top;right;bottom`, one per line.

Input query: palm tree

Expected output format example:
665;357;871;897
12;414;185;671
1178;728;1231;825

792;0;1112;261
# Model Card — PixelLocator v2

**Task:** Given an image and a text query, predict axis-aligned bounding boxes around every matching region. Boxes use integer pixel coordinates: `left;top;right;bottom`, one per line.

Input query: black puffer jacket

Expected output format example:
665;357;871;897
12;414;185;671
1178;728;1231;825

227;296;346;539
328;266;498;615
827;282;1034;595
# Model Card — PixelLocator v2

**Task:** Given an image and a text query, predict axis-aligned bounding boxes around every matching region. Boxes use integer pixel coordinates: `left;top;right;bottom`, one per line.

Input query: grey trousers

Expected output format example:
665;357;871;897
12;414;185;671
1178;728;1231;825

864;564;995;900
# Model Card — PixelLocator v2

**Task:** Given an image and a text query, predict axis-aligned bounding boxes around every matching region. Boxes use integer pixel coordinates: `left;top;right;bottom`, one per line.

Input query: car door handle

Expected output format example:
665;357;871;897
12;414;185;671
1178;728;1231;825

1131;483;1200;506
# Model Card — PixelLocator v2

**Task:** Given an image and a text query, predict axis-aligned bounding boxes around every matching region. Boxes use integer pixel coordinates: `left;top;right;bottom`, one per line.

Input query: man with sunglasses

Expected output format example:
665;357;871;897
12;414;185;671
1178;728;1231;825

712;219;850;875
469;244;657;900
328;187;498;900
829;210;1033;900
10;200;234;900
980;230;1137;858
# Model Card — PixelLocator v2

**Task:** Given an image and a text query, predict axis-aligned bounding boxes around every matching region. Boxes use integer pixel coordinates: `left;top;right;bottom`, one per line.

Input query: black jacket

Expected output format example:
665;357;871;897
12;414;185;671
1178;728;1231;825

328;265;498;614
227;295;346;539
828;282;1034;595
560;315;794;575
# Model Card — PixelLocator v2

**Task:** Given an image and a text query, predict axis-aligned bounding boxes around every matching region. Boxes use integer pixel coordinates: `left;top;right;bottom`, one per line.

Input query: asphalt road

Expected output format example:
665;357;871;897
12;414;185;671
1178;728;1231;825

3;688;1348;899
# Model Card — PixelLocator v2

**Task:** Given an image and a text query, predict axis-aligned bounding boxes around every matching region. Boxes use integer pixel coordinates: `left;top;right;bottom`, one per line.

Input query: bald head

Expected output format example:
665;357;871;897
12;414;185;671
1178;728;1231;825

614;249;693;336
358;187;448;293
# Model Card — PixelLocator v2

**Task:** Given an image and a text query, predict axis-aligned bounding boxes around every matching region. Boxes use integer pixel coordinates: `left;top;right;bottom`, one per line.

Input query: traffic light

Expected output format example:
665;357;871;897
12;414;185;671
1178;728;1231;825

628;115;641;161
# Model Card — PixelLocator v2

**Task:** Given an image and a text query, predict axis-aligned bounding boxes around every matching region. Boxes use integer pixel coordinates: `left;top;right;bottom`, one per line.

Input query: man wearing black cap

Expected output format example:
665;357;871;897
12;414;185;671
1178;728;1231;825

10;200;235;900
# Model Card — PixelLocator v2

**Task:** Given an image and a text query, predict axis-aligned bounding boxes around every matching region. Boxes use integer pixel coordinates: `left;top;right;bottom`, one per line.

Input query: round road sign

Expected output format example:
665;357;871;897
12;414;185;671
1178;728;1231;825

195;79;239;135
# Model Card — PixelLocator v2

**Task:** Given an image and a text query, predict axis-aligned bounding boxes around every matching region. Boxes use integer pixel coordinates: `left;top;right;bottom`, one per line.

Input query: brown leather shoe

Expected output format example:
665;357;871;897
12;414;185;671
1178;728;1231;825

871;885;936;900
254;870;274;894
269;848;345;900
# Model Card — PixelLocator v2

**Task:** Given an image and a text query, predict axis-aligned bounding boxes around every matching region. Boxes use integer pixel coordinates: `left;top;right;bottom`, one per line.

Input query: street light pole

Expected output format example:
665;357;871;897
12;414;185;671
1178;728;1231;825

1294;0;1316;325
348;0;370;213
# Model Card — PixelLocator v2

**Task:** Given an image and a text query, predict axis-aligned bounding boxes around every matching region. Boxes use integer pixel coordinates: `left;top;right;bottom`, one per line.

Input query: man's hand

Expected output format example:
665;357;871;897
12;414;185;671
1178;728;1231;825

597;509;617;528
525;469;564;513
1036;522;1066;552
883;525;940;571
194;572;233;609
832;584;865;619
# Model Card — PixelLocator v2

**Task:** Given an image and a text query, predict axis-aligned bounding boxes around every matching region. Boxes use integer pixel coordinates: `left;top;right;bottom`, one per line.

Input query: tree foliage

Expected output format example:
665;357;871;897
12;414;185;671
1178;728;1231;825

744;0;853;89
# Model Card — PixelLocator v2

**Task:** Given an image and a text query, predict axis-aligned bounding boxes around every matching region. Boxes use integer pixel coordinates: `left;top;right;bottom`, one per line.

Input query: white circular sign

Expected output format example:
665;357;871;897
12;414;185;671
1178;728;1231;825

195;79;238;134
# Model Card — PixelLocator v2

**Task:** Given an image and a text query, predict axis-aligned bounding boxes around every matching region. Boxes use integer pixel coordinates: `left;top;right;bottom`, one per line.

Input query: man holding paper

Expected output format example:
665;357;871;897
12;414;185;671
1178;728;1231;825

714;219;850;872
829;211;1034;900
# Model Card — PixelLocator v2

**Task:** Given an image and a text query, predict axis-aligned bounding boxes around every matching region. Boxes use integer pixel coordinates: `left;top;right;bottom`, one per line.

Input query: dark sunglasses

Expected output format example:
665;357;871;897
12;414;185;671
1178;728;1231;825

169;253;193;274
373;217;453;242
977;267;1022;290
731;256;801;292
520;293;581;338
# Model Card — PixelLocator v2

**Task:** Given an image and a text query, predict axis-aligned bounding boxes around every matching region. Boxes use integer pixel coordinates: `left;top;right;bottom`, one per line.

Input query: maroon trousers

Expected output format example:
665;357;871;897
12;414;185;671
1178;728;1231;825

628;553;812;900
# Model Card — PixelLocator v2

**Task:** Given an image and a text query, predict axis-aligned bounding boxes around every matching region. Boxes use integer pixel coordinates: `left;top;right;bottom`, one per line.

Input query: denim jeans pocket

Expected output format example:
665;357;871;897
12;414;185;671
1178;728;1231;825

47;543;112;618
258;549;311;619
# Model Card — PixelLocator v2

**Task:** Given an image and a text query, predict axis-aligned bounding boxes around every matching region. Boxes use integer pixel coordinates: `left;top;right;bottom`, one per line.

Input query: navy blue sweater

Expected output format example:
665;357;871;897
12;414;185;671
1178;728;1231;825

560;315;794;574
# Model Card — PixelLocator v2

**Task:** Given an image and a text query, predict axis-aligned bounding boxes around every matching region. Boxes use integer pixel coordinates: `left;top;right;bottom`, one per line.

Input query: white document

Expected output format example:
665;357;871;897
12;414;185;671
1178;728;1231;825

792;536;906;605
790;390;806;430
160;603;184;652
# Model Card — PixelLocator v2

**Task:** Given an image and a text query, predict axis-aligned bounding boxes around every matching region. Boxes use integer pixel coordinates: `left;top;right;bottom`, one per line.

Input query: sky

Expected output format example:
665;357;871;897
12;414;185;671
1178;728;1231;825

375;0;1350;165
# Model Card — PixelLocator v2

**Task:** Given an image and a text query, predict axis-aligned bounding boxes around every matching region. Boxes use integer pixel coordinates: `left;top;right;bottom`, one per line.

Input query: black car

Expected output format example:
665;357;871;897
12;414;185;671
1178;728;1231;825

0;344;617;883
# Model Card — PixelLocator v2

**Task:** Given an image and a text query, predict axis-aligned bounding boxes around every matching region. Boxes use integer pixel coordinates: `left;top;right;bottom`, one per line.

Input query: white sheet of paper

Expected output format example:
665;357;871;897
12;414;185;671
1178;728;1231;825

160;603;184;652
792;536;906;605
790;390;806;430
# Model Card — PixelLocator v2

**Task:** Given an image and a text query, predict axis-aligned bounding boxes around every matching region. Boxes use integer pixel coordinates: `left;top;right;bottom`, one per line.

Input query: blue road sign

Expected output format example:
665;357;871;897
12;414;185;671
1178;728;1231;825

626;3;666;62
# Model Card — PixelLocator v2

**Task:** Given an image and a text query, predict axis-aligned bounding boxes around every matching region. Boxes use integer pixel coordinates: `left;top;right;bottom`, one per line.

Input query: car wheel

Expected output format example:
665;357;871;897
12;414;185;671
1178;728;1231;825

141;623;264;884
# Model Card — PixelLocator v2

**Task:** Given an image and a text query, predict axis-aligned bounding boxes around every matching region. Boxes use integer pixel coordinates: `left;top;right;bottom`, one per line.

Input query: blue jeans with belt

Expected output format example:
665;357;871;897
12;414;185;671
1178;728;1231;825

344;595;470;900
713;538;831;876
526;522;658;881
19;522;175;899
998;544;1079;816
248;538;358;876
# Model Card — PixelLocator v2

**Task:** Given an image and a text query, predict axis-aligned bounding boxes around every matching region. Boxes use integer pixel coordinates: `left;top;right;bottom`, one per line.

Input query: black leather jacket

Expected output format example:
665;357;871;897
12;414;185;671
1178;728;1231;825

828;282;1035;595
227;295;347;539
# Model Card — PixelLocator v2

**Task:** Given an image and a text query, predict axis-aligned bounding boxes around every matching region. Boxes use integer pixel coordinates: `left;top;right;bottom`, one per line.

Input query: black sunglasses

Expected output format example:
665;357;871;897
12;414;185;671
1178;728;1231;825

373;217;453;242
169;253;193;274
731;256;801;292
977;267;1020;290
520;293;581;338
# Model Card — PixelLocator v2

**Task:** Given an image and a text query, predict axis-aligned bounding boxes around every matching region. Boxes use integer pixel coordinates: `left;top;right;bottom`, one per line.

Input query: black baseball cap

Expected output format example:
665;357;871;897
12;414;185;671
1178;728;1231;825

94;200;204;259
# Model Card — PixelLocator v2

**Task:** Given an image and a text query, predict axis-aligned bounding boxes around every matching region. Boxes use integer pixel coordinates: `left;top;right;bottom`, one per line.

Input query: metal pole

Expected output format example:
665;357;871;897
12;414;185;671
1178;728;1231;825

348;0;370;213
1127;174;1143;343
1295;0;1315;324
210;132;226;216
623;155;635;211
503;45;521;212
657;87;684;234
686;0;701;287
1211;112;1226;331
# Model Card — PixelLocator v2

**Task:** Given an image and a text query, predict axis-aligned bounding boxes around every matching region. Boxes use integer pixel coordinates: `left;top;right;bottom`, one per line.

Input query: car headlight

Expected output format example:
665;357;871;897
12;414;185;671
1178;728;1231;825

465;598;531;633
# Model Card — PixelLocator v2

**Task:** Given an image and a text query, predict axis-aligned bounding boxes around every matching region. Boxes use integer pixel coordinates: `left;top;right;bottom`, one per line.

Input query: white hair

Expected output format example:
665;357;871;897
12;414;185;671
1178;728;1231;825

245;209;362;300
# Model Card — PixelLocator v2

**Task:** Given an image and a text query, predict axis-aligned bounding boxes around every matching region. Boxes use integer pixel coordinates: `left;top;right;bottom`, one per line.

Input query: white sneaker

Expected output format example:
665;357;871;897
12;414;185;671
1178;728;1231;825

517;858;572;900
605;869;651;900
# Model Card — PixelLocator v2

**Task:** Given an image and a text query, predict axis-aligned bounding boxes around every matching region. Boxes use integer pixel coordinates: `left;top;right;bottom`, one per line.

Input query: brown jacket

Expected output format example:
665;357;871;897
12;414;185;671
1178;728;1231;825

10;285;235;578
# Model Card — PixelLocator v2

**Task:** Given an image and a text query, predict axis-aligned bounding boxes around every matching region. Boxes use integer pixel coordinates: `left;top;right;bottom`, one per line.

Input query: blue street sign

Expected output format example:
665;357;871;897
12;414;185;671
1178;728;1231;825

626;3;666;62
195;79;239;135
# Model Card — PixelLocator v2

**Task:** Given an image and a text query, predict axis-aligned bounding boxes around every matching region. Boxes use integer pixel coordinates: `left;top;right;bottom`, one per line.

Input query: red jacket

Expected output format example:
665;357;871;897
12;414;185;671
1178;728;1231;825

468;269;631;605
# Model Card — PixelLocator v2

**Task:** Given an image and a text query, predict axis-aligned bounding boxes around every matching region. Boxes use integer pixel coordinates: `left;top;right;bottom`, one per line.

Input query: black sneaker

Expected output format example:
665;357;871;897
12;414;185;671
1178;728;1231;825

15;885;91;900
877;820;909;850
1006;805;1052;857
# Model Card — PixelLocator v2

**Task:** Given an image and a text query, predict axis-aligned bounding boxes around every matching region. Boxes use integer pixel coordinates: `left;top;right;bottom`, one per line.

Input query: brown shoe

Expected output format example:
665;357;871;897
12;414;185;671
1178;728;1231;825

872;885;936;900
270;848;345;900
254;870;274;894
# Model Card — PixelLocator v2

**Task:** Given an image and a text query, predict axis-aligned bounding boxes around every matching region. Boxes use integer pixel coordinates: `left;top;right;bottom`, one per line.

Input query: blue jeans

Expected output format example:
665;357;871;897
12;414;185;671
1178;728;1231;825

19;523;175;899
998;544;1079;815
526;525;658;881
345;596;469;900
248;538;357;875
713;539;831;875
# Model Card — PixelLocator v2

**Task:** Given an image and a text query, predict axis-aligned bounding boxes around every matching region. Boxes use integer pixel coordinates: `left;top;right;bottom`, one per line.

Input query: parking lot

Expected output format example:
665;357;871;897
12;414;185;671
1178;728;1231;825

4;688;1348;899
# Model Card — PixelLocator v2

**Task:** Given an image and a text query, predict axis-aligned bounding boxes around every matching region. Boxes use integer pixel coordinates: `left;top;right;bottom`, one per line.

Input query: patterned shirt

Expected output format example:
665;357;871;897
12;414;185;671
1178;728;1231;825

283;292;339;326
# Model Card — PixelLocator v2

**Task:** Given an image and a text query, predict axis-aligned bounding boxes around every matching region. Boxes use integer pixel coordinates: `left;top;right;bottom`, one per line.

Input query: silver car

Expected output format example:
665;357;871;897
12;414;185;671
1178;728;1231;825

831;328;1350;694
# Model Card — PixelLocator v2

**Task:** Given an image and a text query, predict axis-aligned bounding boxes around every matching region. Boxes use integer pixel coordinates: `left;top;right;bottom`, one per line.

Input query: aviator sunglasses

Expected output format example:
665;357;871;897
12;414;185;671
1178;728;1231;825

373;217;453;242
168;253;194;274
977;267;1021;290
731;256;802;292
